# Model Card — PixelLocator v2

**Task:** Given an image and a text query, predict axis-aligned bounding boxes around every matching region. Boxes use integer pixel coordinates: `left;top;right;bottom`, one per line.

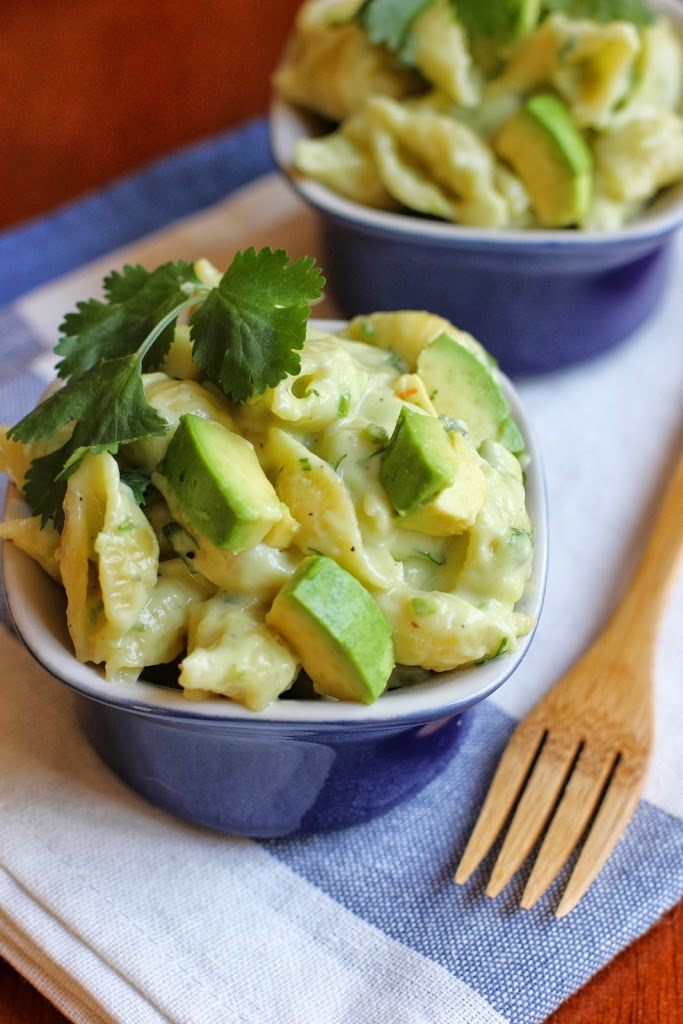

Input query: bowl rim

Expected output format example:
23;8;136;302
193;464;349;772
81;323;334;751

2;319;548;728
269;0;683;249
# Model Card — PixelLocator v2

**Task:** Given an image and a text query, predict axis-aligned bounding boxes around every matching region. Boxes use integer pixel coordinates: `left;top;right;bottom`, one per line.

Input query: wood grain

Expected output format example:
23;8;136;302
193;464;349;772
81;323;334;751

1;0;301;229
0;1;680;1020
457;448;683;917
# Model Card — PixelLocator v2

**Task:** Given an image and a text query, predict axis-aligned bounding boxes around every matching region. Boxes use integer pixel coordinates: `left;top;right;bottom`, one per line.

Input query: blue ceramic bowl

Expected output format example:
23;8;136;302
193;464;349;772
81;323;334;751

2;346;547;838
270;1;683;376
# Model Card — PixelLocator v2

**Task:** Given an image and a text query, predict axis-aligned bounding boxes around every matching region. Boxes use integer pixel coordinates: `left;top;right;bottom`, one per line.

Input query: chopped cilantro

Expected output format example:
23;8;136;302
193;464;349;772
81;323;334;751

475;636;509;665
338;391;351;417
387;351;410;372
413;548;446;566
366;423;389;445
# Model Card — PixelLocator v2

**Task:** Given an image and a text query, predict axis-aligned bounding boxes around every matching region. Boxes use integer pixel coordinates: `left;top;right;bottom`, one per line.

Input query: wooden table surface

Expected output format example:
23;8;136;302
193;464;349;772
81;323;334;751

1;1;681;1020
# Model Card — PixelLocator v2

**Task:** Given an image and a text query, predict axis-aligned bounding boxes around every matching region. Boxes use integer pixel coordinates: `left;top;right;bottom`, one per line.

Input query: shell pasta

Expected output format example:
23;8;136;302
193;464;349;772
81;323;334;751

278;0;683;229
1;306;535;709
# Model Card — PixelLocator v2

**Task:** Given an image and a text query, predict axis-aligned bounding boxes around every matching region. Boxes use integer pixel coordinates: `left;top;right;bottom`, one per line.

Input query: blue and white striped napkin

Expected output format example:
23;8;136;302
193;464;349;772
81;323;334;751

0;118;681;1024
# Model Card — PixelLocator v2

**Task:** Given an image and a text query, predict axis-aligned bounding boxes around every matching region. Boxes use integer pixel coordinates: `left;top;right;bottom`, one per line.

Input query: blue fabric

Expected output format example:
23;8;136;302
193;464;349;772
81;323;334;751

268;703;683;1024
0;118;681;1024
0;117;274;306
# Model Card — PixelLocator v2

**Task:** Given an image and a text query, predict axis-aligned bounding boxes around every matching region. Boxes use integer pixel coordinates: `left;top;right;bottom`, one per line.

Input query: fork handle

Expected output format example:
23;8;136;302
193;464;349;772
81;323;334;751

607;445;683;649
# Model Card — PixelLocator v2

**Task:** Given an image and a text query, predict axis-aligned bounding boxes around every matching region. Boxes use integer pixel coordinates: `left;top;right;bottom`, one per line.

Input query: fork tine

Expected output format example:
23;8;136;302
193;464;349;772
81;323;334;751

454;721;546;884
520;745;616;910
486;731;581;898
554;754;649;918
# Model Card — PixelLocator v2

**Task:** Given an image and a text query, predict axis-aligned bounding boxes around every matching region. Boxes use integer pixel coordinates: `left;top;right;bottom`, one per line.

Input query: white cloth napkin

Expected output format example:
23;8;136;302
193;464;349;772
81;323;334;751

1;174;682;1024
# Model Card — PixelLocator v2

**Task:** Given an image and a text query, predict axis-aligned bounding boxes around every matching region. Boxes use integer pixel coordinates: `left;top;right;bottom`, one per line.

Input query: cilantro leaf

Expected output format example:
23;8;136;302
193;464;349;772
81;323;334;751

55;260;200;380
8;248;324;527
19;448;73;532
359;0;435;61
10;356;167;526
543;0;655;25
119;468;152;506
189;248;325;403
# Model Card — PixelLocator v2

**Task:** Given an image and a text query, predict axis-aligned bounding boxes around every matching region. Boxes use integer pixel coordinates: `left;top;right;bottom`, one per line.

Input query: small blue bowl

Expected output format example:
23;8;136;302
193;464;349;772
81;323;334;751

2;347;547;838
270;7;683;378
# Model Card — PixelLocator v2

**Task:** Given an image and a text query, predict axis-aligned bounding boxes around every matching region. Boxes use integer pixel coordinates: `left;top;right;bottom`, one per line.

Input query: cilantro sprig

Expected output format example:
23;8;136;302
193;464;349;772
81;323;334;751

55;260;201;379
359;0;655;56
8;248;324;527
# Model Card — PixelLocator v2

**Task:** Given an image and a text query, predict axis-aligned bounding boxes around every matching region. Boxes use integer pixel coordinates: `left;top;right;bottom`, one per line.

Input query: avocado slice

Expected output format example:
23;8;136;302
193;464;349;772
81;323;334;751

266;555;394;704
380;406;458;516
162;413;286;553
398;430;487;536
495;92;593;227
417;333;523;453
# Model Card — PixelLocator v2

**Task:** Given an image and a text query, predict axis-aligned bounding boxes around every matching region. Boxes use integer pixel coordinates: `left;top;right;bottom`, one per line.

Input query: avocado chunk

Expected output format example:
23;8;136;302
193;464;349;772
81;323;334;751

495;92;593;227
417;333;523;453
162;413;286;552
398;430;487;536
266;555;394;704
380;406;458;516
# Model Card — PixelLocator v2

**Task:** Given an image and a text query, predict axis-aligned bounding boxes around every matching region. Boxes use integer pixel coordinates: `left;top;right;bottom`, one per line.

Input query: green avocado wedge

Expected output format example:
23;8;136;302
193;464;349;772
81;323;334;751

380;406;457;516
266;555;395;704
162;413;285;552
397;429;487;536
417;334;524;454
495;92;593;227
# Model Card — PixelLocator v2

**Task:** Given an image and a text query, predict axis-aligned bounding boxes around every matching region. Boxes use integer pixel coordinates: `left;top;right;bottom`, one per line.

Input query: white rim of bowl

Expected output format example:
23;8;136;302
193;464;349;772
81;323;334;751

2;321;548;727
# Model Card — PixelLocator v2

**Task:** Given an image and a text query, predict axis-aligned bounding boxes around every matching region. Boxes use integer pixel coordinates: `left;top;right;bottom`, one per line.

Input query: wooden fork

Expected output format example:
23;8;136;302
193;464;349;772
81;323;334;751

455;445;683;917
